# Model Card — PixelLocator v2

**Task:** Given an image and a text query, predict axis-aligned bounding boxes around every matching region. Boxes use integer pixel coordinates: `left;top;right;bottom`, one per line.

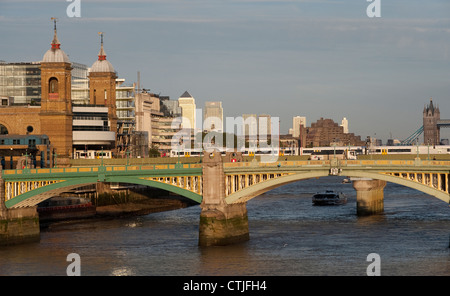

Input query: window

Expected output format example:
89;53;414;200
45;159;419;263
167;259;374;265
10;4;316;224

49;77;58;93
0;124;8;135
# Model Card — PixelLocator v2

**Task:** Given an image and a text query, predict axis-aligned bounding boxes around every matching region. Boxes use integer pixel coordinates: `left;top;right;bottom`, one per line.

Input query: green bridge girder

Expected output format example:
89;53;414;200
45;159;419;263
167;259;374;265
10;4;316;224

224;167;450;204
3;165;203;208
223;160;450;204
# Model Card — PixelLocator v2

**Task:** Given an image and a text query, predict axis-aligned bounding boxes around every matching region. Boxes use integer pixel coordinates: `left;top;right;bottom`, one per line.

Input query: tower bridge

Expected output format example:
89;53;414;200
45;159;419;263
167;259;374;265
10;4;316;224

402;99;450;145
1;152;449;246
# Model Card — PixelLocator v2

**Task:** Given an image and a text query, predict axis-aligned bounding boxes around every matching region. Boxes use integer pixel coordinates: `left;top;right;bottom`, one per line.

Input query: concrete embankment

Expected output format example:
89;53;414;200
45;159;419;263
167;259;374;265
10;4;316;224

90;185;198;217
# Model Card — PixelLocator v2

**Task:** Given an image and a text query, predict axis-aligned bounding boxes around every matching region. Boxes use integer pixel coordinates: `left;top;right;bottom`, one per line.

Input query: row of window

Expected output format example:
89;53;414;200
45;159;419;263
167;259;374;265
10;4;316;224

72;126;110;131
0;138;48;146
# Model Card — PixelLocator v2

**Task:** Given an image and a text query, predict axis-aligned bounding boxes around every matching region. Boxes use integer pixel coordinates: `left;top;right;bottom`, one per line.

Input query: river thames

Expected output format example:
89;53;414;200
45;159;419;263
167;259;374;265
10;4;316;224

1;176;449;276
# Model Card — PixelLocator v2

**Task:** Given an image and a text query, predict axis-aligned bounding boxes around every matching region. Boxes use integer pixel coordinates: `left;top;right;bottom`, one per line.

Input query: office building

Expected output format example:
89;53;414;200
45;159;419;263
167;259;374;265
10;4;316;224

341;117;349;134
292;116;306;138
0;61;41;105
178;91;196;131
204;101;223;132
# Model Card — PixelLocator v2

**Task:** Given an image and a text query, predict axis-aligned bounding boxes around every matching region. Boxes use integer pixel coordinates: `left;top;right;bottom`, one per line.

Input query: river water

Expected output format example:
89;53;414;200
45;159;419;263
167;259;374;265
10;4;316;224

1;176;450;276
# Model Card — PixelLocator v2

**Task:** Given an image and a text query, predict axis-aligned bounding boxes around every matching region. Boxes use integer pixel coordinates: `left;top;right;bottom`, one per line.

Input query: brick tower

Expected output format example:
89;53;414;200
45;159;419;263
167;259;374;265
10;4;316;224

39;19;73;159
423;98;440;146
88;33;118;135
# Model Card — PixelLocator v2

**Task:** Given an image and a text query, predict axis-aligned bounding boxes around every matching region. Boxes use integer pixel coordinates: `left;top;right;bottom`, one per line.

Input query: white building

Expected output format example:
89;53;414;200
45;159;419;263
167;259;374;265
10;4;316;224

259;114;272;136
72;105;116;156
242;114;257;136
341;117;348;134
178;91;196;132
292;116;306;138
204;101;223;132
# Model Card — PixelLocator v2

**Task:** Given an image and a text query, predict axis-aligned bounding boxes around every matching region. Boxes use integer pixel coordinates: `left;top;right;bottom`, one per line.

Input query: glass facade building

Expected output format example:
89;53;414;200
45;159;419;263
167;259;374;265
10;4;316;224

0;61;41;104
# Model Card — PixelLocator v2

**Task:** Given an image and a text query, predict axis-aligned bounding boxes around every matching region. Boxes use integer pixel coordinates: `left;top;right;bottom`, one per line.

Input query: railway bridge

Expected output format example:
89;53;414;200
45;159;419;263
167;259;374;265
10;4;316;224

1;152;449;246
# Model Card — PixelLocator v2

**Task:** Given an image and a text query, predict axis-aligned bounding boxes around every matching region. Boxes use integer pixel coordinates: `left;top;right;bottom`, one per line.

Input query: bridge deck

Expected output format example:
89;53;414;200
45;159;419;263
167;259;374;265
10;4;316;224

2;159;449;208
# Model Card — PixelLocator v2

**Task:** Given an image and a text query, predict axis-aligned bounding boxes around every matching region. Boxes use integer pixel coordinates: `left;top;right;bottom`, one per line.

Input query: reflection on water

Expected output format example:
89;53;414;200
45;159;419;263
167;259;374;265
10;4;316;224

0;176;449;276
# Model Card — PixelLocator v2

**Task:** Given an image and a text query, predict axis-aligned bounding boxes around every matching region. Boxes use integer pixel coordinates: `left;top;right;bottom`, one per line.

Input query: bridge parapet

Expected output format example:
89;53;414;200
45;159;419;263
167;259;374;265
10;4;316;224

223;159;450;169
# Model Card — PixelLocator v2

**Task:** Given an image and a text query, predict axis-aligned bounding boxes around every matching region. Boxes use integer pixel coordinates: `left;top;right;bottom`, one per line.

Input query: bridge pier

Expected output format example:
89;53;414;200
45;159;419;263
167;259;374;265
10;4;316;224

0;171;40;246
0;170;40;246
352;178;386;216
199;150;249;246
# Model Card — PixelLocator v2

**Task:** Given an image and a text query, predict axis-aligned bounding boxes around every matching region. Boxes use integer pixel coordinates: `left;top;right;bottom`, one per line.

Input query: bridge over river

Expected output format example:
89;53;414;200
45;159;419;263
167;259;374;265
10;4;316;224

1;152;449;246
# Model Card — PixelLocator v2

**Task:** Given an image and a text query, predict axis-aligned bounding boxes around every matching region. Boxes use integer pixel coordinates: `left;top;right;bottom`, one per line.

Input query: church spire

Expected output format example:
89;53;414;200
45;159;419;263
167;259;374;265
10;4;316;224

51;17;61;50
98;32;106;61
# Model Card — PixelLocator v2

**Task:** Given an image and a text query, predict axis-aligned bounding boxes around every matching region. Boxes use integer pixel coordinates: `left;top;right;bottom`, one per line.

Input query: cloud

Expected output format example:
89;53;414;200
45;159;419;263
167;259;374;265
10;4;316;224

78;16;220;23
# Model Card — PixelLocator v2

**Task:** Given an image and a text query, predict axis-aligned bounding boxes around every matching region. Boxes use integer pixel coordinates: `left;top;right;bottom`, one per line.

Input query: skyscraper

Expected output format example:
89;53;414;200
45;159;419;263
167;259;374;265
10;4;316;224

292;116;306;138
340;117;348;134
178;91;196;131
204;101;223;132
242;114;257;136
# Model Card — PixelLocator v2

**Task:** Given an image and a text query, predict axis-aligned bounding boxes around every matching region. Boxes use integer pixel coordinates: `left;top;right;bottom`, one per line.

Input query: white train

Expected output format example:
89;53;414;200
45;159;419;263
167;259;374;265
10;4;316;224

300;145;450;160
74;149;112;159
168;146;291;158
368;145;450;155
168;145;450;159
300;146;363;160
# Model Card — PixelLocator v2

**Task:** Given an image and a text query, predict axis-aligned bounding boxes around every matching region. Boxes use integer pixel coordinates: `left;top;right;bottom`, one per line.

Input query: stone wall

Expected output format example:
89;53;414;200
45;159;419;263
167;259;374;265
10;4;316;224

0;207;40;246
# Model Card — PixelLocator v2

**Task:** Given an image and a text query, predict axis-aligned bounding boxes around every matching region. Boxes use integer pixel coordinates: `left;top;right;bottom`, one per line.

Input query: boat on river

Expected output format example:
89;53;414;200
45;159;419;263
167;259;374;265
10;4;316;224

312;191;347;206
37;196;96;222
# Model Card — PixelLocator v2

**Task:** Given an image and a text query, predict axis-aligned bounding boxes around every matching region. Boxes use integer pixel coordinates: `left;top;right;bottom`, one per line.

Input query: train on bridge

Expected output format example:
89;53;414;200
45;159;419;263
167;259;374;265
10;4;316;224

68;144;450;160
167;145;450;159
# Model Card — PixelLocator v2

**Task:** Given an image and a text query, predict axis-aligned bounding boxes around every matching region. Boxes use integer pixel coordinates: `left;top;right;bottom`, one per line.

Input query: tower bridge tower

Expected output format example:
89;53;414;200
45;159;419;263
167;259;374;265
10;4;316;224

423;98;440;146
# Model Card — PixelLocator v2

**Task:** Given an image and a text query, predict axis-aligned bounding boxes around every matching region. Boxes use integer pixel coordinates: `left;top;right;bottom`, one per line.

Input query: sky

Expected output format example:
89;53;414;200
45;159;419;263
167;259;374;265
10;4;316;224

1;0;450;143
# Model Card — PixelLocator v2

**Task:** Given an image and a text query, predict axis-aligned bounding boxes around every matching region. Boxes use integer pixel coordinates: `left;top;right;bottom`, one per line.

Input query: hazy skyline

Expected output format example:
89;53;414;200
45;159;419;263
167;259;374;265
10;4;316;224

1;0;450;142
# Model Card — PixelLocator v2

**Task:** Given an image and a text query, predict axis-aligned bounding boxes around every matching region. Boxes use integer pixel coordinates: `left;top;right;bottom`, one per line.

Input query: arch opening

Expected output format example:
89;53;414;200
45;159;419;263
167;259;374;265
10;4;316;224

48;77;59;100
0;123;8;135
225;170;450;205
5;177;202;209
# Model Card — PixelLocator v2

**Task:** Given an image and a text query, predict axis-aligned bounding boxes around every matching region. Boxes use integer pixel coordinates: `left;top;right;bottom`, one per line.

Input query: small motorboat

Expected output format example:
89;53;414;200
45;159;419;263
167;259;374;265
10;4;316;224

312;190;347;206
